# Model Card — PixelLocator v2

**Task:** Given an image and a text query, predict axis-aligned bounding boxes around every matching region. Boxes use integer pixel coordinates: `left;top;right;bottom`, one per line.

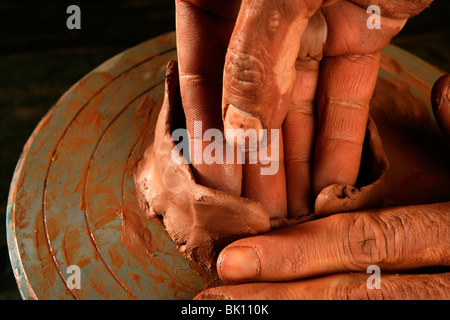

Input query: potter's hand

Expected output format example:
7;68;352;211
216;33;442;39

195;202;450;299
195;74;450;299
176;0;433;218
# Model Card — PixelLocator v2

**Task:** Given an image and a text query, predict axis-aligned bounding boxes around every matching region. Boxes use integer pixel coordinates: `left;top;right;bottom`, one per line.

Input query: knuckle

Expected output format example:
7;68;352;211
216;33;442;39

344;284;376;300
433;273;450;299
424;210;450;265
382;273;450;300
345;212;404;268
263;284;296;300
326;273;382;300
320;98;369;145
288;101;315;115
224;48;269;100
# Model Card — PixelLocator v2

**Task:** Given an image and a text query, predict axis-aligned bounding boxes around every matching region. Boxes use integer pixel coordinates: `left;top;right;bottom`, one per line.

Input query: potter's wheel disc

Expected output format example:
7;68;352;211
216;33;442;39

6;32;445;300
7;32;212;300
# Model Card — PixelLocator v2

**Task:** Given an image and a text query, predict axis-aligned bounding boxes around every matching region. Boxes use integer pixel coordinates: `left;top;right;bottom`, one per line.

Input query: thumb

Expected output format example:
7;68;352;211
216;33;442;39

222;0;321;149
432;74;450;141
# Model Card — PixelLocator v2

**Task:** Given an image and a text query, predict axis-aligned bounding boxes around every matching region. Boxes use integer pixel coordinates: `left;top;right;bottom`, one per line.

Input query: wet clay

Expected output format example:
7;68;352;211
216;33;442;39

316;69;450;216
135;61;271;269
134;59;450;269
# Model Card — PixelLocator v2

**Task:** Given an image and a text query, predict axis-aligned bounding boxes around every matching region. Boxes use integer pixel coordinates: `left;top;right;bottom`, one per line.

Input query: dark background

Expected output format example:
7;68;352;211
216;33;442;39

0;0;449;299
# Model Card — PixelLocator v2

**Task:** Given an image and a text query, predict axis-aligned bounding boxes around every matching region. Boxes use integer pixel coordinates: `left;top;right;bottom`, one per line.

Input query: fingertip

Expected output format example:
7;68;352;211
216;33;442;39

222;0;318;139
223;104;265;151
432;74;450;140
312;140;362;196
217;245;261;284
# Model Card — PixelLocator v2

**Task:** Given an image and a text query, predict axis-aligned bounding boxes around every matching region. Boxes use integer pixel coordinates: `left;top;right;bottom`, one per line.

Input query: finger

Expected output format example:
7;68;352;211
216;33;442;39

176;0;242;195
222;0;321;148
216;202;450;283
322;1;407;57
195;272;450;300
242;9;326;219
432;74;450;141
282;59;318;217
312;52;381;195
313;0;409;195
283;8;326;216
350;0;434;20
242;127;287;219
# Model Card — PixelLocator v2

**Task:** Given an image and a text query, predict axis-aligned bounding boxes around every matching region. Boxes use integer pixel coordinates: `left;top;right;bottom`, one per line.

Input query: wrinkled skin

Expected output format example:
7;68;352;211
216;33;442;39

195;201;450;299
176;0;450;299
176;0;433;217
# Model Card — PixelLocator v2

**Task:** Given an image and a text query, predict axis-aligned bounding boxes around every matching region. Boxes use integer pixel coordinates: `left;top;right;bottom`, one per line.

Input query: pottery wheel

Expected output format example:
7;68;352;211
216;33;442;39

6;32;445;299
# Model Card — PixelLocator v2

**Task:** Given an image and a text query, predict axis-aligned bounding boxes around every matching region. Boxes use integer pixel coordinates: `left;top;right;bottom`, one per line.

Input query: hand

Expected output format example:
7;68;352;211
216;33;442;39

194;74;450;300
195;201;450;299
175;0;433;219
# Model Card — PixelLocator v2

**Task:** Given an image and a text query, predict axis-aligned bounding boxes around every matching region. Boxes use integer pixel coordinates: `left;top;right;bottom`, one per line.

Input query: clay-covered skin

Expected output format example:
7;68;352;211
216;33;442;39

193;73;450;300
350;0;433;19
135;59;450;270
316;69;450;216
135;62;271;269
135;61;318;268
176;0;433;219
314;116;389;216
196;200;450;299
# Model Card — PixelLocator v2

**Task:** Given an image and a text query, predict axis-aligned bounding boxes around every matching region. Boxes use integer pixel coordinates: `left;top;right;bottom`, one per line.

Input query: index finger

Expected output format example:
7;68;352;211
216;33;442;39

215;201;450;283
222;0;321;148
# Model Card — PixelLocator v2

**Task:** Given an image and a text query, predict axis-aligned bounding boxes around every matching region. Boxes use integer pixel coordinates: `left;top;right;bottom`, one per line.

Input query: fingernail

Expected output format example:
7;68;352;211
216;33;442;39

223;104;264;151
218;246;260;282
